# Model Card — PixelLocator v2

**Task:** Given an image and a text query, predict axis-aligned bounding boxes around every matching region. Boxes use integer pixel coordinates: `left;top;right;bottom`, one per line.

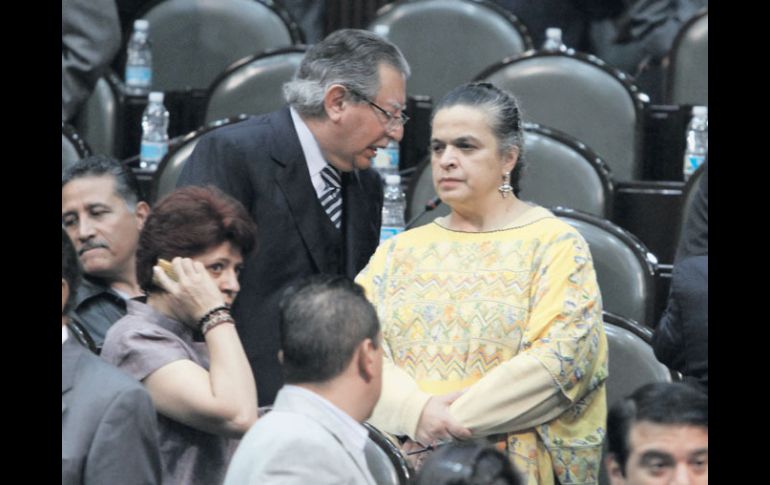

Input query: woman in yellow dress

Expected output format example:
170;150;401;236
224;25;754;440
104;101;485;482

356;82;608;485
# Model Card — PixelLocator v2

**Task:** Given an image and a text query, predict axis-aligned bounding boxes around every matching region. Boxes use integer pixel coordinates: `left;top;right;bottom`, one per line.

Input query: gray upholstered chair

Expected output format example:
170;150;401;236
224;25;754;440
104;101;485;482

599;311;674;485
476;50;648;181
666;9;708;106
367;0;533;104
150;115;249;203
363;423;413;485
203;46;306;124
62;122;92;175
404;123;615;228
139;0;303;92
518;123;614;218
73;72;121;157
553;207;658;327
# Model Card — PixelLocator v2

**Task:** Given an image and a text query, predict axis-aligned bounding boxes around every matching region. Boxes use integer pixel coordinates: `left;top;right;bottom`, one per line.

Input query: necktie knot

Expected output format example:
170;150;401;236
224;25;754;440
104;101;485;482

321;165;341;190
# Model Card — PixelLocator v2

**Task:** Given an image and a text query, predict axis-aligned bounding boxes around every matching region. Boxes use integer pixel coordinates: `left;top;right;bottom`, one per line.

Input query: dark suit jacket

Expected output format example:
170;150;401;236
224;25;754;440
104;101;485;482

652;255;708;394
177;108;384;404
62;337;162;484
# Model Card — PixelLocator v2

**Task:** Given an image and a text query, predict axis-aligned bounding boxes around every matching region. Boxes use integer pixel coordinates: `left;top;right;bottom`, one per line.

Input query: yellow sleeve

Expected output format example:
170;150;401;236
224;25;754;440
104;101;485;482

356;242;433;437
450;230;606;436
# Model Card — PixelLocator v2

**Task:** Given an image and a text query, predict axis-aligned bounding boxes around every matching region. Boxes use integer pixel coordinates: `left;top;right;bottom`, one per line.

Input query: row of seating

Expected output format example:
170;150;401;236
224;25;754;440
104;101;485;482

72;0;706;185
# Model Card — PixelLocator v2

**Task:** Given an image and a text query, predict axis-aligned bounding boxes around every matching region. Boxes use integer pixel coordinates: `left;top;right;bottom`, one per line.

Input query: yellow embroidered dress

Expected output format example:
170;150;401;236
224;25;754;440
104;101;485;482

356;206;608;485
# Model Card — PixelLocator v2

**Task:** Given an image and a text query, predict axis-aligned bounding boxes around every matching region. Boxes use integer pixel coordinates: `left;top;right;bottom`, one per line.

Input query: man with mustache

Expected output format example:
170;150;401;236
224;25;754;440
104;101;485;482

62;155;150;351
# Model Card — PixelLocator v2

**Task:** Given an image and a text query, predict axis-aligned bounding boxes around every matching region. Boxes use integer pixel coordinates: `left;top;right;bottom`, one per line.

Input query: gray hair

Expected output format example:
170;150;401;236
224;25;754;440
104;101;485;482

432;82;526;196
283;29;410;118
279;275;380;384
62;154;145;211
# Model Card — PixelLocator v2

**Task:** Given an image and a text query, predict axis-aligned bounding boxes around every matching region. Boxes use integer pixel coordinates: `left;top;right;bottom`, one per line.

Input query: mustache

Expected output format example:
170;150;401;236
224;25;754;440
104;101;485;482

78;241;109;255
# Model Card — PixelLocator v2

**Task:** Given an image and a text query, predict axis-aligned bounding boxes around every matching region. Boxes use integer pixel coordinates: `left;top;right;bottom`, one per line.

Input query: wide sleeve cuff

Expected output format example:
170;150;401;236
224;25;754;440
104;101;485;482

368;360;432;438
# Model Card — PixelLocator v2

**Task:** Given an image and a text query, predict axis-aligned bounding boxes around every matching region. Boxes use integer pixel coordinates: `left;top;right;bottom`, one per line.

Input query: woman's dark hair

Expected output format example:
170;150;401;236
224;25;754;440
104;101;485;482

416;441;522;485
432;82;526;196
62;228;82;315
136;186;257;293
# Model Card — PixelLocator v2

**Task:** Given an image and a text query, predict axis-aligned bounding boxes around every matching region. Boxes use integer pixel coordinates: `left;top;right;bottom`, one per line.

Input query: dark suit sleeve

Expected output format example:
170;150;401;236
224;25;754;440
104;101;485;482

84;386;162;485
652;278;684;370
676;161;708;262
177;128;256;209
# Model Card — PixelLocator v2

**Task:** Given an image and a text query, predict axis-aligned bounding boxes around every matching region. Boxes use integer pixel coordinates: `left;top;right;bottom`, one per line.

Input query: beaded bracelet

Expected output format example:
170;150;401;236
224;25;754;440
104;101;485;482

200;308;235;335
197;305;229;329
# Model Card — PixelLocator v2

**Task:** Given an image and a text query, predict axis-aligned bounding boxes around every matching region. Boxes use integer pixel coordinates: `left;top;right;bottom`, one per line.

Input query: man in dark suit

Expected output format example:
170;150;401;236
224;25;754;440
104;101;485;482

62;229;162;484
177;28;410;405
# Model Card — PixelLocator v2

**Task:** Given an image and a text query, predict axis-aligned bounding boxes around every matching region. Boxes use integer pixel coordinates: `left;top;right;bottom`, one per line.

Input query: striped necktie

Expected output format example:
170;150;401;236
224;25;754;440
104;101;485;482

319;164;342;229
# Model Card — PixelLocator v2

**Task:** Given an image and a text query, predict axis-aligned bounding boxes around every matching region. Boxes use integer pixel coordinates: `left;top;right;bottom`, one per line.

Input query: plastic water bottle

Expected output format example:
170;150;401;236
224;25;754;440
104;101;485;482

683;106;708;179
542;28;566;51
373;140;400;179
139;92;169;170
125;19;152;96
380;174;406;243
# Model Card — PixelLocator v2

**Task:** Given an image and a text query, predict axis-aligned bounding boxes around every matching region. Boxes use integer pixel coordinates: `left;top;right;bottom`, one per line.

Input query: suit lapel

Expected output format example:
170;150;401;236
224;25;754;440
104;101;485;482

270;109;333;273
342;170;377;278
62;337;83;415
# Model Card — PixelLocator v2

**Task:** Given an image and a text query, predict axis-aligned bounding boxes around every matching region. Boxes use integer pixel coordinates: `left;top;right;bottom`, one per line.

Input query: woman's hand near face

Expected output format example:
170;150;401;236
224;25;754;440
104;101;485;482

153;257;226;327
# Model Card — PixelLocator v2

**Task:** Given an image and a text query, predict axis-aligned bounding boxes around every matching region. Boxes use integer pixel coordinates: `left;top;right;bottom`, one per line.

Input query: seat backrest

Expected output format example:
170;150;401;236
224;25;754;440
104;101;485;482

363;422;413;485
599;312;672;485
404;123;615;227
603;312;672;408
150;115;250;203
73;72;120;157
477;50;648;181
368;0;532;104
666;9;708;106
141;0;302;91
62;123;92;175
518;123;614;218
552;207;658;327
204;46;306;124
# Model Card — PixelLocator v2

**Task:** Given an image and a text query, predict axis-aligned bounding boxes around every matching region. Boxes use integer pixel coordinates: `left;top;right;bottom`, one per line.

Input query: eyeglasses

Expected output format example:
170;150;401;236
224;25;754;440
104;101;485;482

347;87;409;131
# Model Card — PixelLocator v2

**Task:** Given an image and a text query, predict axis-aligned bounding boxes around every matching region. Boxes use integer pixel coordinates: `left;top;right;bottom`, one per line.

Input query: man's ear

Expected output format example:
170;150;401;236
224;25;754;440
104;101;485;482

277;349;284;364
605;454;626;485
323;84;349;122
356;338;378;382
134;201;151;230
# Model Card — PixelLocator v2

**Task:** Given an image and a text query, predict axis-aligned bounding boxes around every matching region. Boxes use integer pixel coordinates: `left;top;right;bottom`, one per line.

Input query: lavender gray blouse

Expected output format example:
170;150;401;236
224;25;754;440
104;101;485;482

101;299;238;485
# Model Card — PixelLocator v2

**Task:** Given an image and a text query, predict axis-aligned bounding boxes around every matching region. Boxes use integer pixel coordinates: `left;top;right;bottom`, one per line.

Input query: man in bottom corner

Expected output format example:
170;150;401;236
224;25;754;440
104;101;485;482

605;382;708;485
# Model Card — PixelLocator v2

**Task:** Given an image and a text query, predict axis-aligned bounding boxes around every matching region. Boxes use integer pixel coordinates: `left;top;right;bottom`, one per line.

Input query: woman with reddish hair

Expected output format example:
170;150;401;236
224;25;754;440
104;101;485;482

102;185;258;485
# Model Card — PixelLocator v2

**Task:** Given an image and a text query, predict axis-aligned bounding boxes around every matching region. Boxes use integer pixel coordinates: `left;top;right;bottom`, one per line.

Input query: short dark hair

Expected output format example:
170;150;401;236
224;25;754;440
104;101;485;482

416;441;522;485
433;82;526;196
62;154;145;208
62;228;81;314
607;382;708;475
135;186;257;293
279;275;380;384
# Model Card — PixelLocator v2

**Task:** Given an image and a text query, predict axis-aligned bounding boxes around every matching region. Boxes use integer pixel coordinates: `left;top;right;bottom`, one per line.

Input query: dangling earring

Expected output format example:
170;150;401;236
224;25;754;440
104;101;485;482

498;173;513;199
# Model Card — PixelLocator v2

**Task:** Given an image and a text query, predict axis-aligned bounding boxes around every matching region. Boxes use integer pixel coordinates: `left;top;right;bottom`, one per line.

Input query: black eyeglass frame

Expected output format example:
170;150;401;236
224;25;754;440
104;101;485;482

346;86;410;130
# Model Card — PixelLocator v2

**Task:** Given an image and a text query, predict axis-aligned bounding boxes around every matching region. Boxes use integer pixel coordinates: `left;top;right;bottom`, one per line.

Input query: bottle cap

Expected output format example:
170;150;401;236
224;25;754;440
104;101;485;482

134;19;149;31
385;174;401;185
149;91;164;103
545;28;562;41
692;106;707;117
